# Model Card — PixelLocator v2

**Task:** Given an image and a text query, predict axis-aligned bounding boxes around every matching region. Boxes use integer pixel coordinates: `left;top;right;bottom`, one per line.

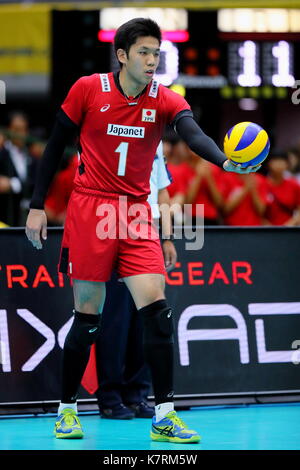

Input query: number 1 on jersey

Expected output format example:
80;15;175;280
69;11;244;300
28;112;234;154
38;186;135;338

115;142;128;176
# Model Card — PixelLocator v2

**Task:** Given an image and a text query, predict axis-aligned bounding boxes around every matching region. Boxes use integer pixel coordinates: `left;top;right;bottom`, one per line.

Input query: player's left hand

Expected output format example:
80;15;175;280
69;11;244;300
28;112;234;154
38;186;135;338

162;240;177;272
223;160;261;174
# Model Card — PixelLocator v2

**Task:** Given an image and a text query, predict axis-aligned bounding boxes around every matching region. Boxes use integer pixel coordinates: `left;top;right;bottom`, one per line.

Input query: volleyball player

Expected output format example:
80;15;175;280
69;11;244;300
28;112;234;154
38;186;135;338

26;18;259;443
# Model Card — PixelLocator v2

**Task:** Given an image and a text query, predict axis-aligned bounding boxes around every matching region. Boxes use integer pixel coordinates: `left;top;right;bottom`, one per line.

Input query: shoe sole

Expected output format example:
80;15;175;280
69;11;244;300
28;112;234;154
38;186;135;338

135;415;155;418
54;430;84;439
101;415;134;420
150;432;201;443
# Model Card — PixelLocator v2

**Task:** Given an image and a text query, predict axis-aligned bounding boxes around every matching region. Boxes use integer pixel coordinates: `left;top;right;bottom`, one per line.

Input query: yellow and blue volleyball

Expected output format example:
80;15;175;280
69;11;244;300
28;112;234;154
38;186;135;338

224;122;270;168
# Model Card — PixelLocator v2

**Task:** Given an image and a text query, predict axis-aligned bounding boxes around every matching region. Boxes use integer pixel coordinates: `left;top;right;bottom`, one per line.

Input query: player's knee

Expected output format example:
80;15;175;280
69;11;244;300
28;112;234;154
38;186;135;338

138;281;165;309
74;301;102;315
139;299;174;345
73;279;106;314
64;310;101;350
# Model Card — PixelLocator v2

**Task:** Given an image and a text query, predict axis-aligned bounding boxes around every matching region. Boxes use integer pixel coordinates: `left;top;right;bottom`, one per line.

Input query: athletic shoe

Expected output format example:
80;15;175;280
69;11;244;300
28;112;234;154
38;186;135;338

100;403;135;420
127;401;155;418
150;410;201;443
54;408;83;439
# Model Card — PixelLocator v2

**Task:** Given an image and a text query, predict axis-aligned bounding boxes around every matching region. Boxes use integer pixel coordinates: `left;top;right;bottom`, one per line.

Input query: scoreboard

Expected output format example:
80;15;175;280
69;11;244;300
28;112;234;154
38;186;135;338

51;7;300;131
227;40;294;87
52;9;300;95
177;11;299;91
96;10;299;97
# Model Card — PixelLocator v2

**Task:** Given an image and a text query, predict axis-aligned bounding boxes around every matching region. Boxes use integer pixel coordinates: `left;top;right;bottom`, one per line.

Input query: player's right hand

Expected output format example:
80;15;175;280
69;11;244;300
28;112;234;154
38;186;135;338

25;209;47;250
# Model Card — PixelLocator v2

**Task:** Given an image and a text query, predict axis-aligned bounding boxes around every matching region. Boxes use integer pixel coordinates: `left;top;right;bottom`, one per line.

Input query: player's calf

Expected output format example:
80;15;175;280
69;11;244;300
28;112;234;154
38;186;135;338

140;299;174;407
140;300;201;443
61;310;101;402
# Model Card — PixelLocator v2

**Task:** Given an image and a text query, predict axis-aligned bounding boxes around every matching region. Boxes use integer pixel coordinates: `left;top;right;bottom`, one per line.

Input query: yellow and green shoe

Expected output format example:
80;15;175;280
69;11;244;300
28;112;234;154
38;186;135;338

151;410;201;444
54;408;84;439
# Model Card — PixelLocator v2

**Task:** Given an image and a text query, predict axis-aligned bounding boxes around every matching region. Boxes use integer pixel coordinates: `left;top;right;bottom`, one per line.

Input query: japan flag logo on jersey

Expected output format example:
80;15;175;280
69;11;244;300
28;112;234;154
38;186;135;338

142;109;156;123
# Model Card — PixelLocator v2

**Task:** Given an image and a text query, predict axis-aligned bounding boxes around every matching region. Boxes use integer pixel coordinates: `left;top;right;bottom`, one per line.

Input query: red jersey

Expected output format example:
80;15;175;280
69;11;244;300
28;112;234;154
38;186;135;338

61;73;190;198
190;164;224;219
266;177;300;225
221;173;268;226
167;162;195;198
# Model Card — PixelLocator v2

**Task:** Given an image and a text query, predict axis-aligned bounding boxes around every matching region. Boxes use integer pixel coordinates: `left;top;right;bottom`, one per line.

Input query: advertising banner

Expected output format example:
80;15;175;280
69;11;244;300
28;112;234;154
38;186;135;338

167;227;300;396
0;227;299;404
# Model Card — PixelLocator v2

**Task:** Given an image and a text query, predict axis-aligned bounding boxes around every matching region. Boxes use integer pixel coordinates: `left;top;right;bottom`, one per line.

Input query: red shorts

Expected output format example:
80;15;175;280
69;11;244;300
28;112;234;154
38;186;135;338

59;187;166;282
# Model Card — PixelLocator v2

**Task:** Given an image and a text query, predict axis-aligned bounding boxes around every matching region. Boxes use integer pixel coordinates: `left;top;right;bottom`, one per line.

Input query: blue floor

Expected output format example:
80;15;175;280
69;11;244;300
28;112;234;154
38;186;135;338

0;403;299;450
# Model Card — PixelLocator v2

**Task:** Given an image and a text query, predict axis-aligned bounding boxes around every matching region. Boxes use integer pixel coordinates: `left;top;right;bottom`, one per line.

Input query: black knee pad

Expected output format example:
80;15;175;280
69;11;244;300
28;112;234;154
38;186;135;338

140;299;174;345
64;310;101;350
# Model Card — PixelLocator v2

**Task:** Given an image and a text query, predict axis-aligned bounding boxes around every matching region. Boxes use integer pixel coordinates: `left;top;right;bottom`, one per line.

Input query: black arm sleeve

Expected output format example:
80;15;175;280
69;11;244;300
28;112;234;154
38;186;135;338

175;115;227;169
30;110;78;209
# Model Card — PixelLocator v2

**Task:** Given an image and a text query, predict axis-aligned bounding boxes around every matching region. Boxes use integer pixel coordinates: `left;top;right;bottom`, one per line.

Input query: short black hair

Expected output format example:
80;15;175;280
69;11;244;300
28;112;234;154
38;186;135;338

114;18;161;66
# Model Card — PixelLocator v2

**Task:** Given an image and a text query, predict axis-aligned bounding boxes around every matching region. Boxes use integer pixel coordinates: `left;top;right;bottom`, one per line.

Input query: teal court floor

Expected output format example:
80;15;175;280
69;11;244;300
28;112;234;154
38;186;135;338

0;403;299;450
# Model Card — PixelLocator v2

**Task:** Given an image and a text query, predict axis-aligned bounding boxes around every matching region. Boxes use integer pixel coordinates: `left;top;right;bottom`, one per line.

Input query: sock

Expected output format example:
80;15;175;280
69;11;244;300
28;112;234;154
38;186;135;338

58;402;78;415
61;310;101;403
155;402;174;422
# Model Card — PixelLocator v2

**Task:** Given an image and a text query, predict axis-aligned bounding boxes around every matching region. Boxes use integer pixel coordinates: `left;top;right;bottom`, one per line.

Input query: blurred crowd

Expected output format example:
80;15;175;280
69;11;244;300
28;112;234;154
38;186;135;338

164;131;300;227
1;113;300;228
0;112;77;228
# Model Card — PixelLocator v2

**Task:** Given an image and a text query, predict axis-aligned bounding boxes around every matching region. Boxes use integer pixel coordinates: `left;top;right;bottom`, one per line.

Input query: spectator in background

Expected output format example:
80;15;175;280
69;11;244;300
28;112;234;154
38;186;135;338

166;138;198;225
287;147;300;184
265;151;300;226
167;139;196;203
221;172;268;226
161;131;174;162
0;131;6;226
28;135;46;168
0;112;35;226
163;136;185;208
186;158;224;225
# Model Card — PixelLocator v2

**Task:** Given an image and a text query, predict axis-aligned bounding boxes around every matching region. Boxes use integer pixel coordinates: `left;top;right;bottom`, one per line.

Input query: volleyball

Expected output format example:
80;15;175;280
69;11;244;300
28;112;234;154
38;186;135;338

224;122;270;168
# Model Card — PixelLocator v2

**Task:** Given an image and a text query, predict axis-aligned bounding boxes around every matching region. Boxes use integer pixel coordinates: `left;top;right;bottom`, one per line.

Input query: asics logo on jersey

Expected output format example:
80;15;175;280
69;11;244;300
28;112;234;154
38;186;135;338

107;124;145;138
100;104;110;112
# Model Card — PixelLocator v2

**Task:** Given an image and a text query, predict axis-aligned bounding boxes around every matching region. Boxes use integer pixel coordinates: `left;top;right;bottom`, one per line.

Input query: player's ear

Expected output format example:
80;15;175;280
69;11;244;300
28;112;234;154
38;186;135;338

117;48;128;66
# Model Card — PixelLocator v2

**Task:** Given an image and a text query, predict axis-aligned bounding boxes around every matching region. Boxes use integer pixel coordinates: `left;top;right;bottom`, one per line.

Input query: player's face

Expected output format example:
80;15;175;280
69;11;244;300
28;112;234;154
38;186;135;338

123;36;160;87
